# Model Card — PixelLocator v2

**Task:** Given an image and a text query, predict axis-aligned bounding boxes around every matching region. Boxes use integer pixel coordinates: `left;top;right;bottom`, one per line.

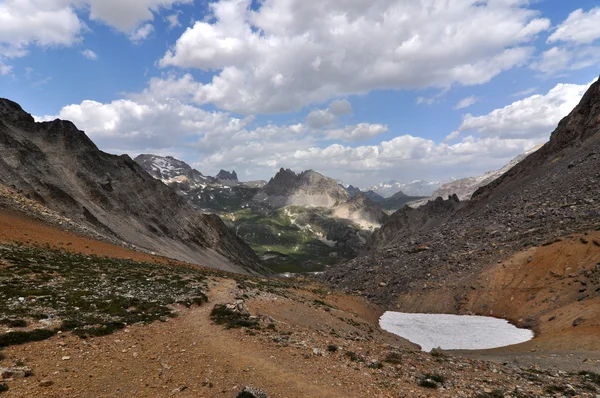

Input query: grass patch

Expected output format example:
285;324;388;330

418;379;438;389
0;319;27;328
0;244;209;340
0;329;56;347
423;373;445;384
580;371;600;385
384;352;403;364
345;351;360;362
474;390;505;398
0;383;8;393
312;299;337;310
210;304;259;329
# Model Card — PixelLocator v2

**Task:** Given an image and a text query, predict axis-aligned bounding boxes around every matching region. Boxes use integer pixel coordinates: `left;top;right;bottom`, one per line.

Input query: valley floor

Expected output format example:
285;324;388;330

0;207;600;397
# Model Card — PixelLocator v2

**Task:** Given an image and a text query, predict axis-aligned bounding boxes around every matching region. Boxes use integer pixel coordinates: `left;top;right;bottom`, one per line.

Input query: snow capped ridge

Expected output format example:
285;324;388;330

367;179;444;197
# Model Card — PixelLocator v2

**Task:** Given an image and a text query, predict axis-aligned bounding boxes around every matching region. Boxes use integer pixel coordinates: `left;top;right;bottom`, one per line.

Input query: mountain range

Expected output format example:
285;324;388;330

133;158;389;273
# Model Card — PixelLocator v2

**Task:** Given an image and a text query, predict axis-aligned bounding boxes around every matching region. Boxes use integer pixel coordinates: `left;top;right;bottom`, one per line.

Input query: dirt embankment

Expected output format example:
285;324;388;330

392;231;600;355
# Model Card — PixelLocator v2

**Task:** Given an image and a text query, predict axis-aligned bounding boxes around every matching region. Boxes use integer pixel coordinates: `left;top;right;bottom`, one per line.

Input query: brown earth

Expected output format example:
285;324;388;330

1;204;600;396
0;208;174;265
391;231;600;369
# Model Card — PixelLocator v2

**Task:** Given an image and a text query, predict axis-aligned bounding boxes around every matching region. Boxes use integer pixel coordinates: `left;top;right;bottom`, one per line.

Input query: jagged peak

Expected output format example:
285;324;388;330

216;169;238;181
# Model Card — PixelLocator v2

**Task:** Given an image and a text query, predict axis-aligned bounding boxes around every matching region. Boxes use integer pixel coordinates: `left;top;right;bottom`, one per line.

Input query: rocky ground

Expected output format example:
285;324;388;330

0;207;599;397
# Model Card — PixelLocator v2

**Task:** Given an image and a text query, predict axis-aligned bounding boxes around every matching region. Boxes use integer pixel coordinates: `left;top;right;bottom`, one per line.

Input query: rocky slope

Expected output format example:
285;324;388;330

0;99;268;275
324;76;600;315
409;145;544;207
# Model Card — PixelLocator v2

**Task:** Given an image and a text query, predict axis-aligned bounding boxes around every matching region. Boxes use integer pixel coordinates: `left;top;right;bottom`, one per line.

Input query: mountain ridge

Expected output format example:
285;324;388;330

0;98;269;276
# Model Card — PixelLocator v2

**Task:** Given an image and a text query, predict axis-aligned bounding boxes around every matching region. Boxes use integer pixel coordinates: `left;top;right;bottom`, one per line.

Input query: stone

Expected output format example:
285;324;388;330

236;386;269;398
572;317;586;327
0;367;32;379
39;380;53;387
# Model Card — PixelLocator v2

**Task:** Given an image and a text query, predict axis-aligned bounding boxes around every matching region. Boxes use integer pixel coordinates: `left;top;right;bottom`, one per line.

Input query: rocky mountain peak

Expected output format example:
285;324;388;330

0;98;35;124
255;168;349;208
216;170;238;181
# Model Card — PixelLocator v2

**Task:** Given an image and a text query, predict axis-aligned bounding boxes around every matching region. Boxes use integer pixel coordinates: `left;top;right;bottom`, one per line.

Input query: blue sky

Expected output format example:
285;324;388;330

1;0;599;187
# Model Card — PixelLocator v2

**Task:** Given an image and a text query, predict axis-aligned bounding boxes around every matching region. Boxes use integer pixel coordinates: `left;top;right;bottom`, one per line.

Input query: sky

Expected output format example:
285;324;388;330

1;0;599;187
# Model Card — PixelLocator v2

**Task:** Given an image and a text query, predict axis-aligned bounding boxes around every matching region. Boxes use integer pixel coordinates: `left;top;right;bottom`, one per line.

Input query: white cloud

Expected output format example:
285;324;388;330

512;87;537;97
454;96;479;110
159;0;549;114
0;0;83;58
304;99;353;128
166;12;181;29
47;72;591;185
324;123;388;142
0;61;12;75
49;98;250;152
129;23;154;43
458;80;596;139
548;7;600;45
81;49;98;60
82;0;192;32
530;46;600;76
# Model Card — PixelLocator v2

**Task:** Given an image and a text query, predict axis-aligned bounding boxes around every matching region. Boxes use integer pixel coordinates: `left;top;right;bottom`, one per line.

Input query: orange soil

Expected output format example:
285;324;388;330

0;209;186;266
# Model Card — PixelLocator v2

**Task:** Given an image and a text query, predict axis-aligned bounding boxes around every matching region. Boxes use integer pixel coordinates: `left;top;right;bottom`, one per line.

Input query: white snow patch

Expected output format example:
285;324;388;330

380;312;533;352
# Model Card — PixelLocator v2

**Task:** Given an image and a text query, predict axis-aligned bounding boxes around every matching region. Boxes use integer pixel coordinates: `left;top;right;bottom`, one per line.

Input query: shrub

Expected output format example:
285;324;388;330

383;352;402;364
580;371;600;385
210;304;259;329
345;351;359;362
0;329;56;347
327;344;338;353
419;379;438;389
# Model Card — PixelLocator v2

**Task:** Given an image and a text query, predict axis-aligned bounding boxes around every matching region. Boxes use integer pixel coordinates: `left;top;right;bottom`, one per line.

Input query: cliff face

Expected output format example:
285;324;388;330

0;98;269;276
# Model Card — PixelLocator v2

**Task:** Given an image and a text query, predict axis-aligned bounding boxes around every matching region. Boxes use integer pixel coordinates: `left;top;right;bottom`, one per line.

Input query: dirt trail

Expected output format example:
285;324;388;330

2;279;396;398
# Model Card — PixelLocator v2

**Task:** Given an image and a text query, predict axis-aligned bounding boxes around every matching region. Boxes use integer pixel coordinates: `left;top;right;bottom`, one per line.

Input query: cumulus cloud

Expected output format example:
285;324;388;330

304;99;353;128
82;0;192;32
159;0;549;114
81;49;98;60
530;46;600;76
129;23;154;42
548;7;600;44
49;98;251;152
458;80;596;139
324;123;388;142
0;0;83;58
454;96;479;110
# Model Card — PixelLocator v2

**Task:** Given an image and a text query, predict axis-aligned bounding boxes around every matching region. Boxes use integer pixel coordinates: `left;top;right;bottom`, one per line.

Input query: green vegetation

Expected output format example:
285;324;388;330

474;390;505;398
0;244;209;344
418;379;438;389
580;371;600;385
209;304;259;329
383;352;403;364
221;206;364;273
0;329;56;347
419;373;445;389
